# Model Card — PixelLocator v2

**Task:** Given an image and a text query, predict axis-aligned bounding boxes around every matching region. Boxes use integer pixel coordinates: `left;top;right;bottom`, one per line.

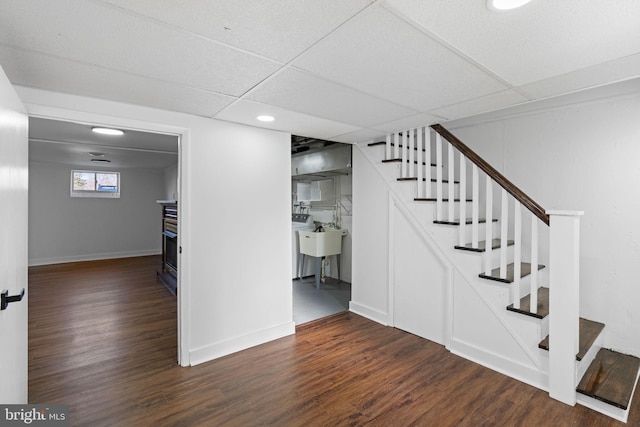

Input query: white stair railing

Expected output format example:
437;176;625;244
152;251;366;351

378;123;580;407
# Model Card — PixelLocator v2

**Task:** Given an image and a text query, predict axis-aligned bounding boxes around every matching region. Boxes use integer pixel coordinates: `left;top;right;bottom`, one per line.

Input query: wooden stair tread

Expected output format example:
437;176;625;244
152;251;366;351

478;262;545;283
454;238;514;252
395;176;459;184
576;348;640;410
416;198;473;202
383;159;437;167
434;218;498;226
538;318;605;361
369;141;426;152
506;287;549;319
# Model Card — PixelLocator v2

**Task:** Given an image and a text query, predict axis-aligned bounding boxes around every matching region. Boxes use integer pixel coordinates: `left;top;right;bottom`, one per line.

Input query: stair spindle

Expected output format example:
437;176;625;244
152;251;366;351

436;133;443;222
530;216;538;314
513;202;522;309
500;189;508;279
417;128;424;199
401;131;408;178
459;153;467;248
448;144;455;223
484;176;493;275
408;128;415;178
425;129;432;199
472;164;479;249
393;132;400;162
385;133;391;161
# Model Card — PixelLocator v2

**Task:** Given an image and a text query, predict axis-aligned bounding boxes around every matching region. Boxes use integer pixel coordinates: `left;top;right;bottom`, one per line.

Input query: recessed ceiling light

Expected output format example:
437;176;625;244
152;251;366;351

487;0;533;11
256;115;275;122
88;152;105;157
92;127;124;136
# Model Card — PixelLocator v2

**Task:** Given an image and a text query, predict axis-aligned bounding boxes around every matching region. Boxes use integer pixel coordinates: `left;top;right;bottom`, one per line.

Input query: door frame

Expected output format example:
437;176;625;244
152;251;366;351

24;103;190;366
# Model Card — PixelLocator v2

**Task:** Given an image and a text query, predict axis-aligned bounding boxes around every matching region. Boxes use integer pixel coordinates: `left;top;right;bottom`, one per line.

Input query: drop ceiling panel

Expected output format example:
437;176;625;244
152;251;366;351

29;139;178;170
384;0;640;87
99;0;374;63
30;117;178;153
430;89;529;121
215;99;362;140
329;128;387;144
370;113;445;133
0;47;237;118
293;6;507;112
0;0;280;96
246;68;418;127
518;54;640;100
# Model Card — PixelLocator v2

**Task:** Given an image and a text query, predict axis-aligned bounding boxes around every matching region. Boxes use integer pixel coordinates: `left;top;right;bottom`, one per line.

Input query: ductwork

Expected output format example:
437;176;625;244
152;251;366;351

291;143;352;180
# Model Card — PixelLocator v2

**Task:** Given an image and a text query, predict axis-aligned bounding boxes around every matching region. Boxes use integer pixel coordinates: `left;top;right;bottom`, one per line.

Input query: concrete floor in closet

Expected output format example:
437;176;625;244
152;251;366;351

292;276;351;325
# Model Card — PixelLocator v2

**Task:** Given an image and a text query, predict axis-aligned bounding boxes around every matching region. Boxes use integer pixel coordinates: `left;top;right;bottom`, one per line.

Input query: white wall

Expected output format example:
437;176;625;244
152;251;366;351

29;162;165;265
350;147;392;323
17;86;294;366
446;86;640;357
163;163;178;201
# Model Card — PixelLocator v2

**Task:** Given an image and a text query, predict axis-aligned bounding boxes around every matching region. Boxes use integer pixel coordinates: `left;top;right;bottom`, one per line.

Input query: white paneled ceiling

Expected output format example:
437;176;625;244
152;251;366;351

1;0;640;146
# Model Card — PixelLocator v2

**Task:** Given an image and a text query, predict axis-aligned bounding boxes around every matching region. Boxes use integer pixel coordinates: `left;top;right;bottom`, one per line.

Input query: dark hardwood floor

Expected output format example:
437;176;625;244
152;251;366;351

29;256;639;426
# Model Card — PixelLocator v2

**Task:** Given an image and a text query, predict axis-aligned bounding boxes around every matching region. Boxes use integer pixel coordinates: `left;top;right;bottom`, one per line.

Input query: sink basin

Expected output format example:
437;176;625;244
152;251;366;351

298;229;344;257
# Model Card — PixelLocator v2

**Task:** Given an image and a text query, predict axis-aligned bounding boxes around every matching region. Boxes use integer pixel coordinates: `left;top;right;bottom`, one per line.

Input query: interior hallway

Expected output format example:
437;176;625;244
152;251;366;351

28;256;636;425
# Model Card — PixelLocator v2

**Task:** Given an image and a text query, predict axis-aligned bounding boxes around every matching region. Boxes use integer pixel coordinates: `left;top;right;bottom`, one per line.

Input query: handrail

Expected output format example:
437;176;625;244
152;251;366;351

431;124;549;225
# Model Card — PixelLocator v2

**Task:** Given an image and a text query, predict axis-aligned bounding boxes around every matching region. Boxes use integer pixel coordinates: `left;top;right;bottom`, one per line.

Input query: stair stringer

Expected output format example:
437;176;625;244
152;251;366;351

355;142;549;391
394;194;549;391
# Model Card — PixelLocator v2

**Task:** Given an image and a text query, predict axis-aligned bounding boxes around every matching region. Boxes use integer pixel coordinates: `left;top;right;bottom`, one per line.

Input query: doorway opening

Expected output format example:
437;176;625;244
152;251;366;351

291;135;352;325
27;115;182;360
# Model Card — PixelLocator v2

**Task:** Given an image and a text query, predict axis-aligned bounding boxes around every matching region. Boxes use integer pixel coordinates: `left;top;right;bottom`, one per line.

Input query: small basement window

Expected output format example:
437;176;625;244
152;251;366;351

71;170;120;198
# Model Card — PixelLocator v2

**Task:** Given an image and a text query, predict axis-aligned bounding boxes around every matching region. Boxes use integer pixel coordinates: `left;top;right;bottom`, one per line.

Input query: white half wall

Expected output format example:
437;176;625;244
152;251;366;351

446;83;640;357
29;162;165;265
17;86;295;366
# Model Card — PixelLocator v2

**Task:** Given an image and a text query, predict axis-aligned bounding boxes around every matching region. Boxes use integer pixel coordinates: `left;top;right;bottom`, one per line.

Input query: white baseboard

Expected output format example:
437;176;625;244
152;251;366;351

449;337;548;392
349;301;389;326
28;249;162;266
189;321;296;366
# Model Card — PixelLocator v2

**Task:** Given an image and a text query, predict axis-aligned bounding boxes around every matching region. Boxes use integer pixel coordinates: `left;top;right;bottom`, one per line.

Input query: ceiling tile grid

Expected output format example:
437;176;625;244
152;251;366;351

0;0;282;96
291;5;508;113
0;46;237;118
246;67;418;128
1;0;639;144
383;0;640;87
214;99;362;140
97;0;375;63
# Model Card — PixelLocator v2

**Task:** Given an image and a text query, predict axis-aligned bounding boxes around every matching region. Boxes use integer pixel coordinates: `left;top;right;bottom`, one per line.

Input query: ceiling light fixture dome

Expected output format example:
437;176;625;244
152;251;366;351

256;115;275;122
92;127;124;136
487;0;533;11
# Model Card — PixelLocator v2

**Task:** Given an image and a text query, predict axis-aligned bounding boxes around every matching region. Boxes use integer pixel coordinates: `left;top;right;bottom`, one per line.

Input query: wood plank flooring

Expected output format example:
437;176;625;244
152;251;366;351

29;256;640;426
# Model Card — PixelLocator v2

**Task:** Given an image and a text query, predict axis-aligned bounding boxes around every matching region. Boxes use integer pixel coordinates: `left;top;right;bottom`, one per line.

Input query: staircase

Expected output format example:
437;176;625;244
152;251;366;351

364;124;640;422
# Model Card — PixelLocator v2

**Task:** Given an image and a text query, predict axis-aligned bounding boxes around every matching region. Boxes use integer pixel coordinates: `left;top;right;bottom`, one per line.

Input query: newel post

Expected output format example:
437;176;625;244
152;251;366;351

547;210;584;405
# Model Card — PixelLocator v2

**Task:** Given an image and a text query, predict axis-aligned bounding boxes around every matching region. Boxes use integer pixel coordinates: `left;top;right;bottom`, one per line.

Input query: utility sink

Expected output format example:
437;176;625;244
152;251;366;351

298;229;345;257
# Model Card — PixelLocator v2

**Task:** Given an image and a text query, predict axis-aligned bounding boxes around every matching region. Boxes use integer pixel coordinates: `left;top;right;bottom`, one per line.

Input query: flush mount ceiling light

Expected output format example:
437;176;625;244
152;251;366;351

256;115;275;122
487;0;533;11
91;127;124;136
